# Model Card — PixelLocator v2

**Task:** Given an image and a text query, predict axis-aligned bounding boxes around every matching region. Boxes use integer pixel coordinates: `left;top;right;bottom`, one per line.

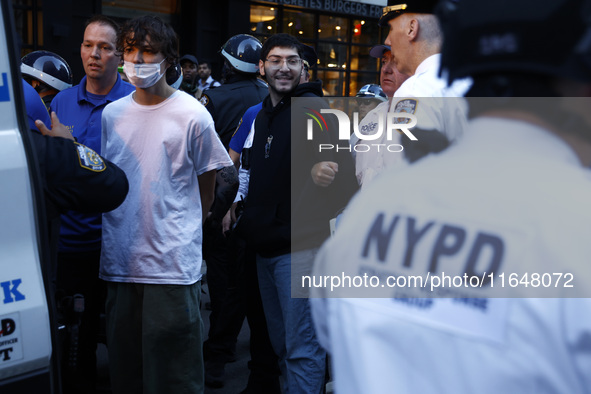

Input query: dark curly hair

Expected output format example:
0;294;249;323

117;15;179;65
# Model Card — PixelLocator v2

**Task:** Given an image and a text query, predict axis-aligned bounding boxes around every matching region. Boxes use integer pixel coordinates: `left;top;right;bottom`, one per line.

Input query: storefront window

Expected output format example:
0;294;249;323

250;5;277;36
349;71;381;97
317;42;347;70
351;18;380;46
250;3;382;97
318;15;348;42
282;9;314;38
317;69;346;97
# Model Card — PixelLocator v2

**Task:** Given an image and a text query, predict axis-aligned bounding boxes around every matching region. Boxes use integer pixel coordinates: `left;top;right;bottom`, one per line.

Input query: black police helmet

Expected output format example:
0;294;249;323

438;0;591;84
21;50;73;91
220;34;262;74
356;84;388;102
379;0;440;27
166;63;183;89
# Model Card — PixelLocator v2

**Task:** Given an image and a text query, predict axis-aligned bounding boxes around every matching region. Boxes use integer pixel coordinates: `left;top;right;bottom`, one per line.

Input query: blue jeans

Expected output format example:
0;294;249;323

256;249;326;394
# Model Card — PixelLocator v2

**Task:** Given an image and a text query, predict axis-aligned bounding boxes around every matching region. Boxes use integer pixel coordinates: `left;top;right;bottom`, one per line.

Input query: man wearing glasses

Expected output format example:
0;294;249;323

237;33;357;393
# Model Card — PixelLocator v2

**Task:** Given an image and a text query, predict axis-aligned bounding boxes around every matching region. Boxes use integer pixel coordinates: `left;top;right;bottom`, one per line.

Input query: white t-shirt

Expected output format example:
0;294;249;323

100;90;232;285
312;117;591;393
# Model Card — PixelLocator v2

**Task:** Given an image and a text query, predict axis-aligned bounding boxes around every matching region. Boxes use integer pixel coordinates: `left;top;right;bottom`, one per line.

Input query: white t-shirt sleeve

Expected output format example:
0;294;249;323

190;117;233;175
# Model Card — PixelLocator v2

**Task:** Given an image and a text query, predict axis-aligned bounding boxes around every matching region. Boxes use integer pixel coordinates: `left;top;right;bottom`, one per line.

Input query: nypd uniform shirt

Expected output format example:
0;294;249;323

22;78;50;132
311;117;591;393
229;102;262;203
353;55;471;188
392;54;471;142
352;101;405;187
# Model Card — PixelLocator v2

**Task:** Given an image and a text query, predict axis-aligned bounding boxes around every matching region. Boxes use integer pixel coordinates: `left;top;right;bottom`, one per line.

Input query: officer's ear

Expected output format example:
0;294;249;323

408;17;420;41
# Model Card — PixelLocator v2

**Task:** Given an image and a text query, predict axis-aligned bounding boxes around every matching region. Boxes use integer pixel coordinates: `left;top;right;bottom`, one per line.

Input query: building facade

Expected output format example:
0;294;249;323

14;0;386;96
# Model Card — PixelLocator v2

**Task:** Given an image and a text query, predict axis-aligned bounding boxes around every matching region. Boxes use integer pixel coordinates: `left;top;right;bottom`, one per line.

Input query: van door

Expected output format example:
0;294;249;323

0;0;58;392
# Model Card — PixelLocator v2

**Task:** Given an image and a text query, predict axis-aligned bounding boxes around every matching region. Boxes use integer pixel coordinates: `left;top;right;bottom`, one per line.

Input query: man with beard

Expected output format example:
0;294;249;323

238;33;357;393
197;60;221;92
179;53;200;97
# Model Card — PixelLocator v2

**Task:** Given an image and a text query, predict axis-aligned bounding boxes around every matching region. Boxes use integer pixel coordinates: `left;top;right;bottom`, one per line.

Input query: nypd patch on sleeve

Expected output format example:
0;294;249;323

199;94;209;107
394;98;418;124
75;143;106;172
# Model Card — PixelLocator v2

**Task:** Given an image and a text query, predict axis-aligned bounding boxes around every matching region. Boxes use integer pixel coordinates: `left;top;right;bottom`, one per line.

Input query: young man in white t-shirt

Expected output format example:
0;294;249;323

100;15;232;393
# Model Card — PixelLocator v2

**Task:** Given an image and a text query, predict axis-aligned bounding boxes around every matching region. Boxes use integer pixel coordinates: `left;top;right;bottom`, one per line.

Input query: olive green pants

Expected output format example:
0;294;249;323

105;281;204;394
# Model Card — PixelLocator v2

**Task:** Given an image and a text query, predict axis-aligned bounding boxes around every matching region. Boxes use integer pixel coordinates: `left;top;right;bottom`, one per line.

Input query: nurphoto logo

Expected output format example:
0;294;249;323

305;107;418;153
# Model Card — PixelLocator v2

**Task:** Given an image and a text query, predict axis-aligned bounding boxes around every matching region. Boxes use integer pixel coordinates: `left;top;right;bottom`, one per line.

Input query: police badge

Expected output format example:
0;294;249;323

75;143;106;172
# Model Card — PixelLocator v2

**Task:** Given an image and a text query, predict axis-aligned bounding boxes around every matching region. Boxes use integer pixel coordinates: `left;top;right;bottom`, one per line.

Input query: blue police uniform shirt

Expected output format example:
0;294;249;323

51;74;135;252
22;79;50;132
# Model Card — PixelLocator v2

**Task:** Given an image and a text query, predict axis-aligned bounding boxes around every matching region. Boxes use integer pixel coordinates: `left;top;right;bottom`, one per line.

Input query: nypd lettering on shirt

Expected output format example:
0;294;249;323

361;213;505;279
350;210;515;342
75;143;106;172
349;210;531;299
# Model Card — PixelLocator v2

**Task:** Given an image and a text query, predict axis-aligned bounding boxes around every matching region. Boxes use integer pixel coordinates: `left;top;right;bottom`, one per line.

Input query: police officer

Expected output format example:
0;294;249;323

199;33;268;389
35;15;135;394
355;84;388;120
200;34;268;149
21;50;73;110
380;0;470;159
312;0;591;393
23;77;128;276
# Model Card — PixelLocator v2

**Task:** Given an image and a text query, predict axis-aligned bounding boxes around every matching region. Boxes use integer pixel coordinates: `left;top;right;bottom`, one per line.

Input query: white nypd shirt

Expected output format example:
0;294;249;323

312;117;591;393
392;53;471;142
354;54;471;188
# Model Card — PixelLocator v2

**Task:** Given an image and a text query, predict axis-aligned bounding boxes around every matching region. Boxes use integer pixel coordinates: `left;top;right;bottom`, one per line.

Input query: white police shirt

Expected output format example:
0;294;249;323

352;101;407;187
312;117;591;393
353;54;471;188
392;54;471;142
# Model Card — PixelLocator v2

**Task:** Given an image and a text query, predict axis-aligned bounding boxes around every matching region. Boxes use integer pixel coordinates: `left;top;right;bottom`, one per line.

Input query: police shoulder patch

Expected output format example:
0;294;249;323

394;98;418;124
199;94;209;107
394;98;418;114
75;143;106;172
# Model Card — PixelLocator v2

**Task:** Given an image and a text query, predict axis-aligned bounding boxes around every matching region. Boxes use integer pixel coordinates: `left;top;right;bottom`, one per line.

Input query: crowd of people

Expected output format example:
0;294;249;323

21;0;591;393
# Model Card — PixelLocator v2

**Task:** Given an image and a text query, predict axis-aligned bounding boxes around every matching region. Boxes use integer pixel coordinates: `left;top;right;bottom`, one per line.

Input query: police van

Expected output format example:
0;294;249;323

0;0;61;392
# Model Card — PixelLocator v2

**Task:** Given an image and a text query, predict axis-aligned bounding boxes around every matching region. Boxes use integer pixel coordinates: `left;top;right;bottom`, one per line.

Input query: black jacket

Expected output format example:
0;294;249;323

31;130;129;281
201;74;268;149
239;81;358;257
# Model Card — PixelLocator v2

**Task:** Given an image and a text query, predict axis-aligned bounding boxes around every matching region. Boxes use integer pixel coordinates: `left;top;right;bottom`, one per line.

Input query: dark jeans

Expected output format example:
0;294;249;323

56;249;105;394
203;225;280;391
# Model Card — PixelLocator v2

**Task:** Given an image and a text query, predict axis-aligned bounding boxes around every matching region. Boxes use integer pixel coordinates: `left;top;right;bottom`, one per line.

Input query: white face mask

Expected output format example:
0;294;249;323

123;58;166;88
